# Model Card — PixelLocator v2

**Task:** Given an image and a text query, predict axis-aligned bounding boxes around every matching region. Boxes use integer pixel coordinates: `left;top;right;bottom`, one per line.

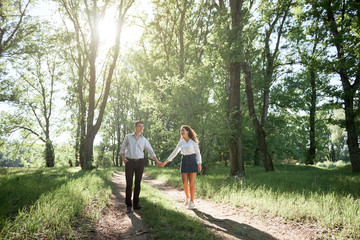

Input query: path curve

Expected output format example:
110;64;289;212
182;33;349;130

142;174;318;240
91;171;318;239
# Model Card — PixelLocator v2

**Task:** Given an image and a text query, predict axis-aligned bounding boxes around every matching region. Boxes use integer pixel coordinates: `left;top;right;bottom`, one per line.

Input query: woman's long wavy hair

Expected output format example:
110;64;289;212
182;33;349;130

180;125;199;143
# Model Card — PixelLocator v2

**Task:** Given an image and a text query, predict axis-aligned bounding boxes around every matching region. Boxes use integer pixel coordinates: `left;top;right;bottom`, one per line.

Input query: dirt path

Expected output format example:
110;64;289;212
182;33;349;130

91;171;318;239
90;171;151;239
142;174;318;240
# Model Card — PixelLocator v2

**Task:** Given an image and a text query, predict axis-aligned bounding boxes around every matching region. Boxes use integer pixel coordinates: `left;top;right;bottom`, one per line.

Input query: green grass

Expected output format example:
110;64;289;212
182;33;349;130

0;167;113;239
140;182;219;240
2;164;358;239
145;164;360;239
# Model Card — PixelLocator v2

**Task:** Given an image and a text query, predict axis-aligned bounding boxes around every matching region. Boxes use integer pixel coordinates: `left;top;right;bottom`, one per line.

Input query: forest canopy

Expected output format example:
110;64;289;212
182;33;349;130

0;0;359;173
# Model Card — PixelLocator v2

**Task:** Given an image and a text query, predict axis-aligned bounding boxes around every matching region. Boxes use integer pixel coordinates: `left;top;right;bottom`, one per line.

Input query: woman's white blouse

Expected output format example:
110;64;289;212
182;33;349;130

167;139;202;164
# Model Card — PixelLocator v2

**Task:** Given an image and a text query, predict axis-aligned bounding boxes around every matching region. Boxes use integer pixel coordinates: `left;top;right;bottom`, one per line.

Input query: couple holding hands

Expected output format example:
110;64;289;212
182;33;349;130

120;121;202;213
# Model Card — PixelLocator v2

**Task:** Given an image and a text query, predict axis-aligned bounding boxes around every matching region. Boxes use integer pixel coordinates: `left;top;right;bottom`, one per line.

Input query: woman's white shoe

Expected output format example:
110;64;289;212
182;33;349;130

188;201;195;210
184;197;190;205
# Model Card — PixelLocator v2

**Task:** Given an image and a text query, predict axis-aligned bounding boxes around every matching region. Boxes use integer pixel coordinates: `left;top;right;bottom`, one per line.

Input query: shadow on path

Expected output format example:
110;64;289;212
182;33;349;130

89;171;151;240
193;209;278;240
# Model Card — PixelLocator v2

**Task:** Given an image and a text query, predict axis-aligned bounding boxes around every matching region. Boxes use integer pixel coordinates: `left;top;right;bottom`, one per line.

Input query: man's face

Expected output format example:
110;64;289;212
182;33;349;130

135;123;144;134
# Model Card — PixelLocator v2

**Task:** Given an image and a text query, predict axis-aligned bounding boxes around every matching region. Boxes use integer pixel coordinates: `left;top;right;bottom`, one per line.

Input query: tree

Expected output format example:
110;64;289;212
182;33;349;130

249;0;292;168
0;0;32;57
59;0;134;170
2;22;63;167
1;0;37;101
116;0;216;165
226;0;247;175
307;0;360;172
290;13;325;164
103;62;138;167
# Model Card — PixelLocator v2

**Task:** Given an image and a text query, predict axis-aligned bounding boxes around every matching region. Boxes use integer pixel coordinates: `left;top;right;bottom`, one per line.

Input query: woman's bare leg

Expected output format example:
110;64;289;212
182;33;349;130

188;172;197;202
181;173;190;198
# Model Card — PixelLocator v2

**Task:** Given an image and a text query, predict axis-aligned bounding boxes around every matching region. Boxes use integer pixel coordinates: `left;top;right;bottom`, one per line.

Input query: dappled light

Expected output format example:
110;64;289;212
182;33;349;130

1;0;360;239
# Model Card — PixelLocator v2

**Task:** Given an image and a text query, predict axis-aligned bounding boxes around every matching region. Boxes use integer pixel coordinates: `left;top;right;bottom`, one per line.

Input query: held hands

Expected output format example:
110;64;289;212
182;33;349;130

198;164;202;172
158;161;168;168
153;157;169;168
155;158;164;168
156;160;163;168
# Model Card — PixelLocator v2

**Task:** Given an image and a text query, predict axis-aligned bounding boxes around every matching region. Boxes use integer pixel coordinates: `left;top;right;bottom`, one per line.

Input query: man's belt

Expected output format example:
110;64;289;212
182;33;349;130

127;158;144;161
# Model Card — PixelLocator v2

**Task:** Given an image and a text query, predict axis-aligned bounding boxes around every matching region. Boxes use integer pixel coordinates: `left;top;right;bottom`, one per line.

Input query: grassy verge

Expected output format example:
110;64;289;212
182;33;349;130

145;164;360;239
0;167;113;239
140;181;219;240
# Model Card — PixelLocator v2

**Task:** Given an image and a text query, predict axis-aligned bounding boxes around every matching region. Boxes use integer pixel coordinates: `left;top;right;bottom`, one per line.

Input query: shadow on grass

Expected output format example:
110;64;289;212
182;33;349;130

205;164;360;198
0;167;88;227
140;196;219;240
193;209;277;240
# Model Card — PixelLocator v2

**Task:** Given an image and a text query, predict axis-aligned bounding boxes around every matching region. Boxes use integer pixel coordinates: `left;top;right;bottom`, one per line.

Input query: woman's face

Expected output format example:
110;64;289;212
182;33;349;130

180;127;189;138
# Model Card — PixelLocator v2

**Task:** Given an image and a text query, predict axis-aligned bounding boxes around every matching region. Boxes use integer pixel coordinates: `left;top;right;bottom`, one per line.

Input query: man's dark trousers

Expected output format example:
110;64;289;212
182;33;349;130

125;158;145;207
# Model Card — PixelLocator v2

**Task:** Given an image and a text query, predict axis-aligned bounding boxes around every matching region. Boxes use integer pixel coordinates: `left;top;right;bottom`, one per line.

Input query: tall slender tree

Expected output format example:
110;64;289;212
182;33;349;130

8;23;62;167
227;0;249;176
59;0;134;169
307;0;360;172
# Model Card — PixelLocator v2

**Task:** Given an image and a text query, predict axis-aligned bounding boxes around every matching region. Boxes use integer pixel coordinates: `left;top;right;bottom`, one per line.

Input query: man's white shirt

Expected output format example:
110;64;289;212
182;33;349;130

120;133;156;159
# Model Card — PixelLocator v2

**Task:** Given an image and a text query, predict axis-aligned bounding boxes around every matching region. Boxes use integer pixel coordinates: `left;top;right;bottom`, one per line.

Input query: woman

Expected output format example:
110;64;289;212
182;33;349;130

162;125;202;209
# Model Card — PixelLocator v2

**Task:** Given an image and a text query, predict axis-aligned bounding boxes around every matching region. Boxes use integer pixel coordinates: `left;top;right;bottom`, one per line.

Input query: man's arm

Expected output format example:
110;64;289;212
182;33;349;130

153;156;163;168
144;140;163;167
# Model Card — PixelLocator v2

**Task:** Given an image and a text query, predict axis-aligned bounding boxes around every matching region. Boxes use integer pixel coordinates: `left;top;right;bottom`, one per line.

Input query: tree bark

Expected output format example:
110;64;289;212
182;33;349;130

228;0;245;176
343;82;360;171
178;0;188;79
70;0;131;170
228;62;244;176
306;67;316;165
115;122;121;166
325;1;360;172
255;1;290;167
242;62;274;171
75;113;81;166
45;140;55;167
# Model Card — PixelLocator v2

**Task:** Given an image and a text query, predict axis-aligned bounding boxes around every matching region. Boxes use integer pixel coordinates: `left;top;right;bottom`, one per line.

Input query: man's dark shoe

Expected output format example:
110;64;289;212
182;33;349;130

133;205;142;210
126;206;132;213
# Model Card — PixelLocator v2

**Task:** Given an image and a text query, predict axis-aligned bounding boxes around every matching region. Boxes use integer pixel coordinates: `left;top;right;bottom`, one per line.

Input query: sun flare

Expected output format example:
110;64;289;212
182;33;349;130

97;12;143;50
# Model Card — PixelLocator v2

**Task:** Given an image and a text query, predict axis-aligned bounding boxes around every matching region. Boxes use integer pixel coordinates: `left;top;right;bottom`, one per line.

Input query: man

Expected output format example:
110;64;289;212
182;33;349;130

120;121;162;213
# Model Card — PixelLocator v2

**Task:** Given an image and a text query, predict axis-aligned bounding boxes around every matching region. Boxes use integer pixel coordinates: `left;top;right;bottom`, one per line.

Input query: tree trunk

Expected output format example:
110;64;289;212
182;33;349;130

343;84;360;171
242;62;274;171
325;3;360;172
79;98;87;169
253;2;290;166
306;68;316;165
79;135;86;169
45;140;55;167
84;133;95;169
227;0;245;176
178;0;188;79
254;148;261;166
80;3;127;170
115;123;121;166
228;62;244;176
75;112;81;166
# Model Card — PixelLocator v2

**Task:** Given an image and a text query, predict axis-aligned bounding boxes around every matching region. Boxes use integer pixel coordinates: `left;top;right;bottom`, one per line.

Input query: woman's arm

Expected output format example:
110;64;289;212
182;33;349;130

163;141;182;167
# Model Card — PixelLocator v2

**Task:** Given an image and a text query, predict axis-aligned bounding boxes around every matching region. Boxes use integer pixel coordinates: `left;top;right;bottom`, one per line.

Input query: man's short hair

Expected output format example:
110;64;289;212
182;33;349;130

134;121;144;127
